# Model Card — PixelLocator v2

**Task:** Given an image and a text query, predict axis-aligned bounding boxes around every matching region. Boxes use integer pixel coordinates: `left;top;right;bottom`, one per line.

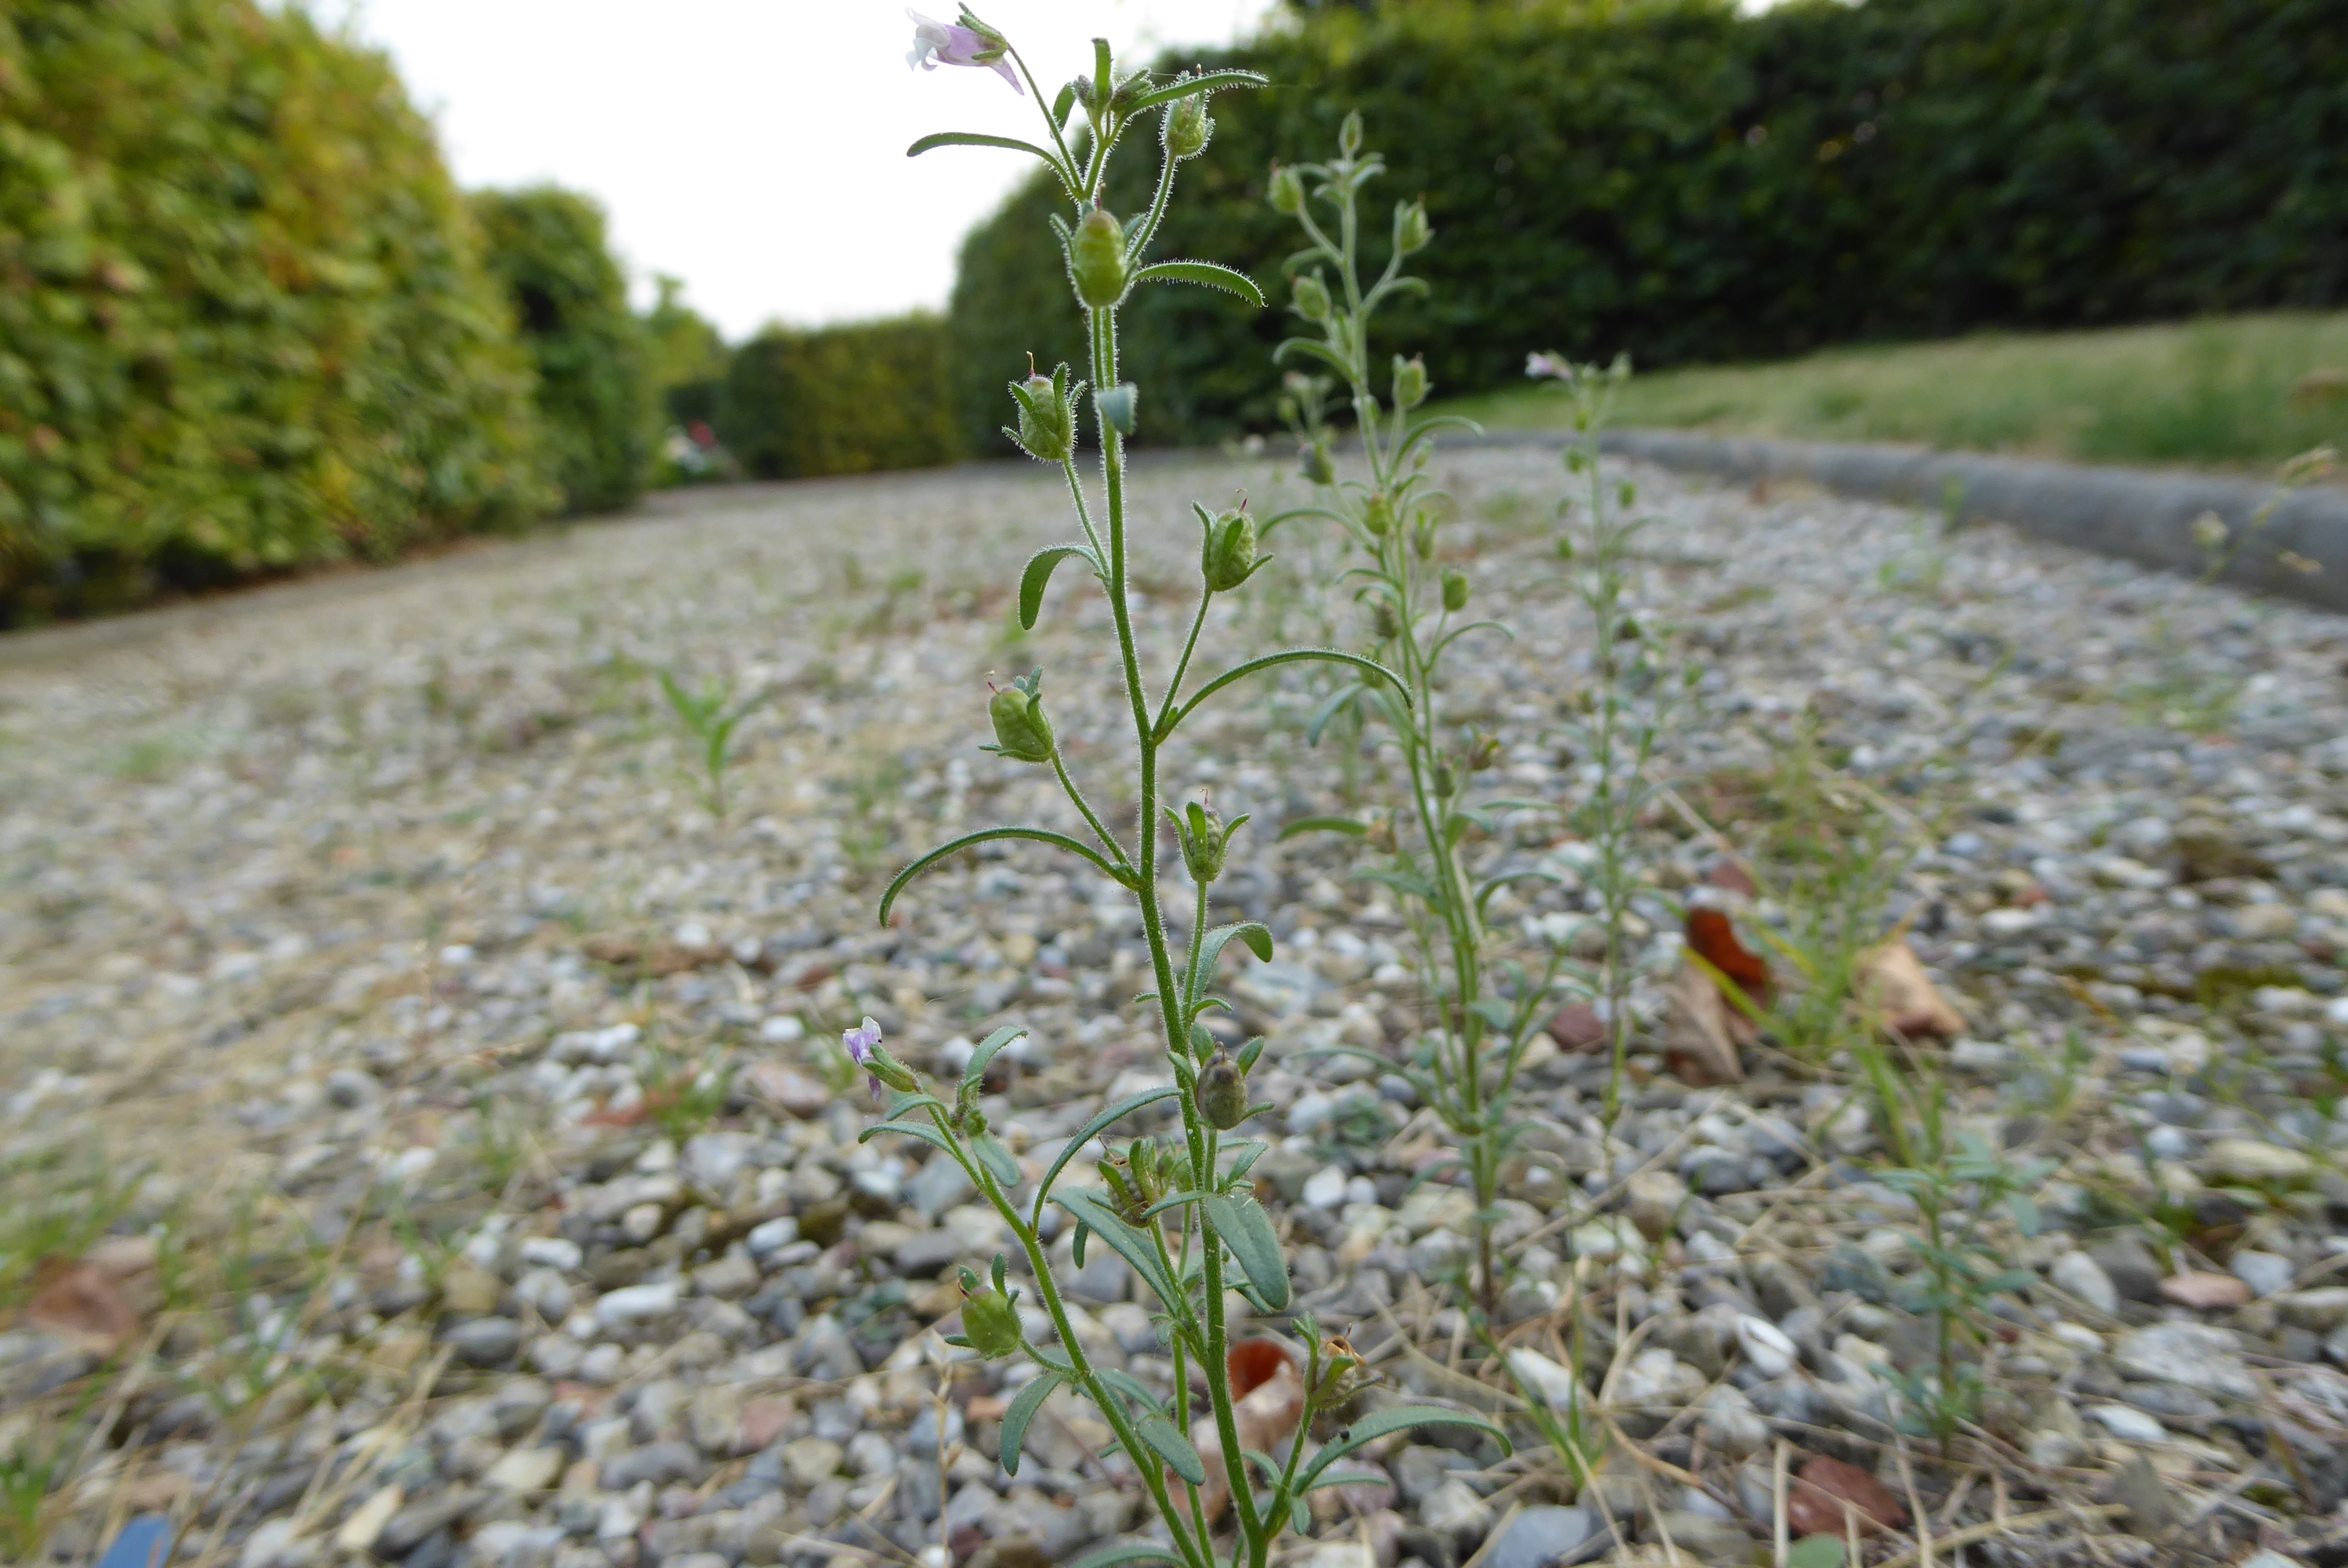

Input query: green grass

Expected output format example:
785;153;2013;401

1447;312;2348;474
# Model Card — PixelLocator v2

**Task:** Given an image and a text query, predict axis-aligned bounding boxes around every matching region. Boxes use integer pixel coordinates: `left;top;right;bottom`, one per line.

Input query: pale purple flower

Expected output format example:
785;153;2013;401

906;10;1022;93
1525;352;1575;382
844;1015;887;1099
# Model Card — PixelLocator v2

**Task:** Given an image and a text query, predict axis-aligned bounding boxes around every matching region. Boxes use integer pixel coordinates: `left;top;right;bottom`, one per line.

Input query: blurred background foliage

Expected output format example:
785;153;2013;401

954;0;2348;450
2;0;2342;622
470;186;657;516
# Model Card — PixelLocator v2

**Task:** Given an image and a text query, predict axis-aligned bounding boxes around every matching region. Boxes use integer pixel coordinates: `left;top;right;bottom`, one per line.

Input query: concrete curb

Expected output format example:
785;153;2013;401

1482;428;2348;613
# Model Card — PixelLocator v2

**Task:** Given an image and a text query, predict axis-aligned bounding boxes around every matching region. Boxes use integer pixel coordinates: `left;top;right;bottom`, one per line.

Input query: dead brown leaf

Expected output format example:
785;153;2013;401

2158;1271;2253;1310
1787;1454;1907;1537
1856;937;1966;1038
1659;962;1748;1087
24;1257;142;1354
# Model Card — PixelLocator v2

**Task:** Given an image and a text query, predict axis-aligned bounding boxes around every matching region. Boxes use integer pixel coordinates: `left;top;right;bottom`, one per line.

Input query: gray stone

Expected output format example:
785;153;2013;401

1485;1505;1601;1568
2089;1239;2164;1305
892;1230;967;1279
599;1440;707;1490
441;1317;524;1368
378;1489;484;1557
1422;1479;1492;1547
2049;1251;2118;1314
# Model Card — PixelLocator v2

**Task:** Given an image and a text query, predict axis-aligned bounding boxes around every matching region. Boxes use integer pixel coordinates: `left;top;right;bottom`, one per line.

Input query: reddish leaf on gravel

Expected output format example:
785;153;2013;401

1227;1338;1297;1400
24;1257;141;1354
1704;858;1759;899
1856;937;1966;1039
1660;963;1748;1087
1685;908;1770;1006
2159;1271;2253;1310
1787;1455;1908;1537
1548;1002;1607;1053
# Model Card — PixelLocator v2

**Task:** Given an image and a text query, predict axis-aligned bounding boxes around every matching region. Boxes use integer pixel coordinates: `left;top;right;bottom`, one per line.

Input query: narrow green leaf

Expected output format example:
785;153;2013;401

1204;1191;1288;1310
1018;544;1102;630
1187;921;1273;1007
1032;1087;1183;1213
964;1025;1028;1097
1297;1407;1510;1492
1141;1189;1206;1219
1094;1367;1163;1417
858;1120;959;1157
1000;1371;1062;1476
1278;813;1367;842
1304;1468;1390;1492
1168;647;1406;734
1052;1189;1183;1310
1118;68;1268;116
1065;1546;1186;1568
973;1132;1022;1188
907;130;1061;163
1130;260;1265;309
1135;1415;1207;1485
881;826;1126;924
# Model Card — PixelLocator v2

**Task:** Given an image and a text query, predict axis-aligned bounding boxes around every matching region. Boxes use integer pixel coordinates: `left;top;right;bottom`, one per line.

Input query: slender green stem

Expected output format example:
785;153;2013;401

1156;589;1214;738
1007;46;1079;192
1134;143;1181;258
1052;752;1129;869
1061;459;1107;561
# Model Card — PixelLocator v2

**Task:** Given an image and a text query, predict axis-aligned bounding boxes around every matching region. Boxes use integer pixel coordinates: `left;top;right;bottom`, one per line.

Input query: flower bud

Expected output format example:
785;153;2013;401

959;1283;1024;1359
1195;1046;1250;1130
1338;109;1364;160
1395;198;1431;256
1392;354;1428;410
863;1043;920;1095
1200;506;1259;592
1441;569;1470;611
1164;93;1212;160
1167;797;1242;884
1300;438;1334;486
1370;597;1401;641
1433;759;1456;797
985;671;1056;764
1004;360;1076;464
1290;272;1330;323
1070;207;1128;308
1362;490;1393;537
1267;164;1304;215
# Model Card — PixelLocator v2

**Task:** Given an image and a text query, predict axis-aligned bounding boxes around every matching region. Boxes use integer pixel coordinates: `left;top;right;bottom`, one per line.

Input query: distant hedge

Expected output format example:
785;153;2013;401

950;0;2348;450
471;187;656;516
716;316;961;481
0;0;554;622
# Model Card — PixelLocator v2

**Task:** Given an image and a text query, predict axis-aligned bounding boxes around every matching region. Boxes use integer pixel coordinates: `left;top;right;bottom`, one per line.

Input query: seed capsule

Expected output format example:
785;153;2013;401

1290;273;1331;323
1441;569;1470;611
1165;93;1212;160
1195;1046;1250;1130
959;1285;1023;1359
1202;507;1259;592
1070;207;1128;308
986;674;1056;764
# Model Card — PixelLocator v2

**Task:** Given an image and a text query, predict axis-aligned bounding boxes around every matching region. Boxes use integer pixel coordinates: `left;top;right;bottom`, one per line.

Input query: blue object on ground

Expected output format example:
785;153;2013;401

94;1513;176;1568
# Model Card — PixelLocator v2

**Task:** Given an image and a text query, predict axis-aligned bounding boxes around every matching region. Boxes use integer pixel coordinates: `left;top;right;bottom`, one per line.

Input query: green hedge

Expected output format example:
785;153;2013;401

0;0;554;622
472;187;656;515
716;316;961;480
951;0;2348;450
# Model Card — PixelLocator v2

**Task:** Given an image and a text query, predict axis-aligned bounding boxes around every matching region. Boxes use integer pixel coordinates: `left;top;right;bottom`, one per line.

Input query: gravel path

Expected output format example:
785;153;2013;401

6;446;2348;1568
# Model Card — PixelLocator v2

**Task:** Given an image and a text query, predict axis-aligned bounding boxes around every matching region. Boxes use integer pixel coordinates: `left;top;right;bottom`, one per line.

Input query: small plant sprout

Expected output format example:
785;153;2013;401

876;24;1509;1568
656;667;767;822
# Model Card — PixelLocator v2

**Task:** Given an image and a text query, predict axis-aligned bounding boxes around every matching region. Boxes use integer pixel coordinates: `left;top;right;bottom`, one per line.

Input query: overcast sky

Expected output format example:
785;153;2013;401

319;2;1277;339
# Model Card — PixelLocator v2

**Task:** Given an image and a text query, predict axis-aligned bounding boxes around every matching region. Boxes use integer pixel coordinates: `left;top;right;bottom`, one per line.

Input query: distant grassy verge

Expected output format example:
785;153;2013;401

1444;313;2348;476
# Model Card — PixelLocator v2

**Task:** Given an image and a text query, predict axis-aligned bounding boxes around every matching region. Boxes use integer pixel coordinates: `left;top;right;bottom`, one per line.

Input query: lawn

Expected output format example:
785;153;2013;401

1447;310;2348;475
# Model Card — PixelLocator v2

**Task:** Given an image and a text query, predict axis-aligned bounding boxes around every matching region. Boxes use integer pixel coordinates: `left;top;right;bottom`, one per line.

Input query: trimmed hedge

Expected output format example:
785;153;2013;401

0;0;554;622
472;187;657;515
716;316;961;481
950;0;2348;450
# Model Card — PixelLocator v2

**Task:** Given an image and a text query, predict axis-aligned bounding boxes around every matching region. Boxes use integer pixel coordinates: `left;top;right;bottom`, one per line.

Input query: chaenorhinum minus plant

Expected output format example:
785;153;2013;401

858;16;1510;1568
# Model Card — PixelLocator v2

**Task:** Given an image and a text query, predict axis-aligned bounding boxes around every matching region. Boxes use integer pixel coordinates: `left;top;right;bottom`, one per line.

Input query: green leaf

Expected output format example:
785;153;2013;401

1188;921;1273;1006
1135;1415;1207;1485
1064;1546;1187;1568
880;826;1128;925
1204;1191;1288;1310
1786;1537;1847;1568
1304;1468;1390;1492
907;130;1062;163
1166;647;1406;735
964;1025;1028;1097
1141;1189;1206;1219
1000;1371;1062;1476
858;1121;959;1158
1296;1407;1510;1491
1118;68;1269;116
1018;544;1102;630
1278;813;1367;842
1094;1367;1163;1417
973;1131;1022;1188
882;1091;952;1120
1051;1189;1183;1310
1033;1087;1183;1213
1130;261;1265;309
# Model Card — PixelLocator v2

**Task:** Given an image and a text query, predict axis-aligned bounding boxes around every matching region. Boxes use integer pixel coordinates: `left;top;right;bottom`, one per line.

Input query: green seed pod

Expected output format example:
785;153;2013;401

1433;759;1457;797
1395;198;1432;256
1338;109;1364;160
1070;207;1128;308
985;672;1056;764
1301;438;1334;486
1004;361;1075;464
1290;272;1331;323
1167;797;1241;884
1164;93;1212;160
1195;1046;1250;1130
1201;507;1259;592
959;1285;1023;1360
1441;569;1470;612
1267;163;1304;215
1370;597;1401;641
1392;354;1428;410
1362;490;1393;537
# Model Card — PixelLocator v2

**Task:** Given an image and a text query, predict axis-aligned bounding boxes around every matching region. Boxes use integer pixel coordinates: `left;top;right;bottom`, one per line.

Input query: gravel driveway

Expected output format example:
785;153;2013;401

5;445;2348;1568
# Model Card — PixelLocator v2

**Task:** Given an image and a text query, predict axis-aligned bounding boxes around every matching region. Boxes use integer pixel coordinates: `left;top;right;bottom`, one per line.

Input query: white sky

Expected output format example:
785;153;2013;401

317;2;1277;339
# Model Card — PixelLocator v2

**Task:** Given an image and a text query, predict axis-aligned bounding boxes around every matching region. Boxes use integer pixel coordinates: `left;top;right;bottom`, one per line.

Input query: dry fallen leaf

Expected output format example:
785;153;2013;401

1184;1341;1304;1523
25;1257;142;1354
1659;962;1747;1087
1787;1454;1907;1537
1686;908;1771;1006
1547;1001;1607;1053
1856;937;1965;1038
